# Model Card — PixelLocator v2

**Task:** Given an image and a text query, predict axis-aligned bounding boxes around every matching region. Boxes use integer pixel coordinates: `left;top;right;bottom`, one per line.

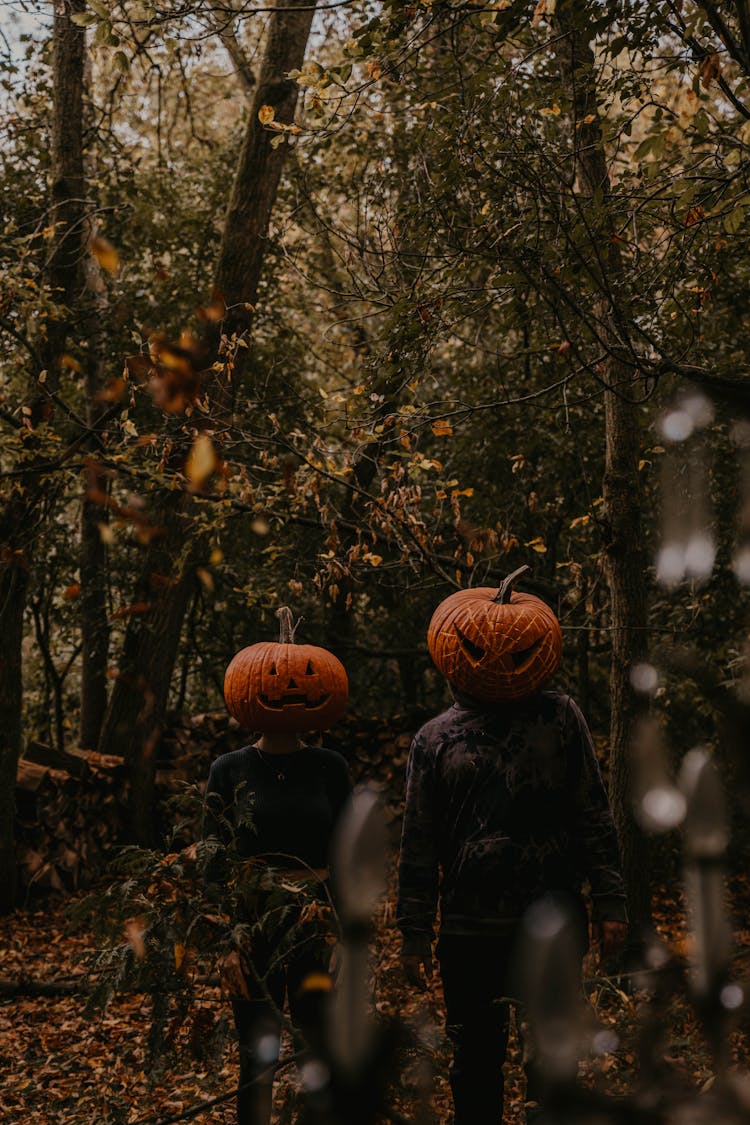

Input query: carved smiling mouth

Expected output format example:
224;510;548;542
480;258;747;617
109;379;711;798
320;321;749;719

511;636;543;670
259;692;330;710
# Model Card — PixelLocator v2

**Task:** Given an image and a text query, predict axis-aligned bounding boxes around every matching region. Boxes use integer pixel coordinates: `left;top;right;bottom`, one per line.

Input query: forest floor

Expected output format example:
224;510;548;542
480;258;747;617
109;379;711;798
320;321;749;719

4;713;750;1123
2;873;750;1125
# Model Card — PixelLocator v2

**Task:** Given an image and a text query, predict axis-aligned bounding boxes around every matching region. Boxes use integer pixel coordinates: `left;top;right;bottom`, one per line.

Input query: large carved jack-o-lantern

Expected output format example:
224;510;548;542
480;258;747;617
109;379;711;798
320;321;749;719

427;566;562;703
224;607;348;732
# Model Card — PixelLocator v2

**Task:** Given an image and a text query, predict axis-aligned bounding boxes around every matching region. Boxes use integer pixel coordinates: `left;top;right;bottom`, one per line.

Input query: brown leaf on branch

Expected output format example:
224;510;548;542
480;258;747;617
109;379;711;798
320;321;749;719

126;332;207;413
124;917;147;960
111;602;154;619
89;235;120;275
699;54;721;90
185;434;219;489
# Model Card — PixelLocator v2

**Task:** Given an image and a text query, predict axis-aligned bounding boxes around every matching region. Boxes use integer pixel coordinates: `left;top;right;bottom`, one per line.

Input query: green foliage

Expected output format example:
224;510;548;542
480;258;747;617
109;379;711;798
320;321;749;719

3;0;750;742
70;785;336;1063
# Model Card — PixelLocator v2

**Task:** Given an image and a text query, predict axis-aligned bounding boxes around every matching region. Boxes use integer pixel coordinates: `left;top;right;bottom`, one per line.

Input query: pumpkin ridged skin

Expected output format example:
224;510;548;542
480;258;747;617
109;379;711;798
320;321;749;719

224;640;348;733
427;585;562;702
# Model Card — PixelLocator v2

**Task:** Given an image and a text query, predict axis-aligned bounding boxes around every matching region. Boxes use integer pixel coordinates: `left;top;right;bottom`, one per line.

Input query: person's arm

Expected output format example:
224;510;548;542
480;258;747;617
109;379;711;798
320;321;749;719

397;731;439;987
202;757;251;998
564;698;628;946
202;757;235;892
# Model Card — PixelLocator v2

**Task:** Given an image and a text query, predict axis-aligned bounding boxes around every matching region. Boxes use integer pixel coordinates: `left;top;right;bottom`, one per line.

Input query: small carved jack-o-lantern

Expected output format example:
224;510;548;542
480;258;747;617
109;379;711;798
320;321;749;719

427;566;562;702
224;606;348;732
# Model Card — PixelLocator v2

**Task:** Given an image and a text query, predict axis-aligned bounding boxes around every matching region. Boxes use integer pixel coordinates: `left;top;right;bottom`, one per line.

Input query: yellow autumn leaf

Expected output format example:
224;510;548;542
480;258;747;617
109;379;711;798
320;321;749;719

197;567;214;592
366;554;383;567
432;420;453;436
258;104;275;125
174;942;186;971
90;235;120;274
540;104;561;116
525;536;547;553
300;972;334;993
185;434;218;488
570;515;591;529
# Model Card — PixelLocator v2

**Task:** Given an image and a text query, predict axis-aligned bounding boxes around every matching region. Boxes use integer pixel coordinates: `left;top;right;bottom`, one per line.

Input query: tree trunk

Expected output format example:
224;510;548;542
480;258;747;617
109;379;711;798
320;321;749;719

0;529;28;915
213;0;317;341
97;495;197;844
100;0;319;844
78;240;111;750
42;0;87;394
0;0;86;915
553;1;652;932
79;456;110;750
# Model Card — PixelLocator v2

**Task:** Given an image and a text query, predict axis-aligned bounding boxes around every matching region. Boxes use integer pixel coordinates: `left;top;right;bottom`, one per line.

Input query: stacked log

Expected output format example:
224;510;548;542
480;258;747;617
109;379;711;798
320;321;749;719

15;744;128;893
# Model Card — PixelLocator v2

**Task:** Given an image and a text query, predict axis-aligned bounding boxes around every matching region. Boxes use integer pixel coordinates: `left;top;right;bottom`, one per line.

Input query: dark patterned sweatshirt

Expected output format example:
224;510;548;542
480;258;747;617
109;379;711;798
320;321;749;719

204;744;352;870
397;691;627;941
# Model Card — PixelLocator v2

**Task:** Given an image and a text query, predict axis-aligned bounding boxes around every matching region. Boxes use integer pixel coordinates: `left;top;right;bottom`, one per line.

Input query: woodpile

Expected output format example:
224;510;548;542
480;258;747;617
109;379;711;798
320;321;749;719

15;743;128;894
13;712;246;895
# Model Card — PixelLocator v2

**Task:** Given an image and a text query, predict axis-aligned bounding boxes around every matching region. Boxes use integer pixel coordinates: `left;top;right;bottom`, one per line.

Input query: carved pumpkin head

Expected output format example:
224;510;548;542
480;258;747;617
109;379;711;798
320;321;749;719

427;566;562;702
224;607;348;732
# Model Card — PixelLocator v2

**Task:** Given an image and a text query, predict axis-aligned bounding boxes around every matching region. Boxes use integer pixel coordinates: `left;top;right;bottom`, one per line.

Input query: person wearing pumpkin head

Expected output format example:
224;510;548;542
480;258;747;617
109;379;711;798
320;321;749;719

397;567;628;1125
204;607;352;1125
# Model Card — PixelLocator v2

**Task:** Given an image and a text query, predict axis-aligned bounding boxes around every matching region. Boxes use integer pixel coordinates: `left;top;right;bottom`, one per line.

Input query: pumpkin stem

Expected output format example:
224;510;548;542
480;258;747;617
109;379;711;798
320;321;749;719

493;565;531;604
276;606;299;644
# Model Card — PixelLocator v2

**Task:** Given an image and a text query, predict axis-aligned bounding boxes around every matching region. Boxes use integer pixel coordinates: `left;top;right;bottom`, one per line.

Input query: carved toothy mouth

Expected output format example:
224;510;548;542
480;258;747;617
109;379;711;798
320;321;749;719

511;636;543;670
259;692;330;710
455;626;486;664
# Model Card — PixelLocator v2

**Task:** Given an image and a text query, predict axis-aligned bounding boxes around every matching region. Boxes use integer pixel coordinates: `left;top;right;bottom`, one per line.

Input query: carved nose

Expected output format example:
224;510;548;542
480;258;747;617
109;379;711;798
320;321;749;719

288;677;298;688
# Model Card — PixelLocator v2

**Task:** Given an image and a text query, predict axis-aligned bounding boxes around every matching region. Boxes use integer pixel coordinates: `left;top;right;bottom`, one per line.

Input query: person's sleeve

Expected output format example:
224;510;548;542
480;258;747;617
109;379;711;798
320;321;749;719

396;731;440;948
565;698;628;924
202;758;231;888
204;759;229;839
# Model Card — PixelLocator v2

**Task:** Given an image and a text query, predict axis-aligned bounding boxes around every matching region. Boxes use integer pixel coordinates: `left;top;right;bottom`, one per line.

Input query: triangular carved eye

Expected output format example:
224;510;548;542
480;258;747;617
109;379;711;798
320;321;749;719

511;637;543;669
269;663;278;676
455;625;485;662
306;660;314;675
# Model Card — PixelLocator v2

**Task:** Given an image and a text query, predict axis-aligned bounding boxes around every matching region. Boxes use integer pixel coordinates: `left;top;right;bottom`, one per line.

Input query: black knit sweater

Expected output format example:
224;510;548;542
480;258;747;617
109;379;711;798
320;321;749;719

204;744;352;870
397;691;627;940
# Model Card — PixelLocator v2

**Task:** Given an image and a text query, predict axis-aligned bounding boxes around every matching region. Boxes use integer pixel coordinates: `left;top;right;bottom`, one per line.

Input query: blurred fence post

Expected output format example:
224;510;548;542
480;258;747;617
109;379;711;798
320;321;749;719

299;786;404;1125
679;749;732;1073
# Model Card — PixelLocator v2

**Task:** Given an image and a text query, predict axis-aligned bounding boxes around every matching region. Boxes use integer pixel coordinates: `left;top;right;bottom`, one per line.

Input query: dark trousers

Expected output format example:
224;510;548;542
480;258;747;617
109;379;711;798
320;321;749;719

437;932;550;1125
231;937;329;1125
